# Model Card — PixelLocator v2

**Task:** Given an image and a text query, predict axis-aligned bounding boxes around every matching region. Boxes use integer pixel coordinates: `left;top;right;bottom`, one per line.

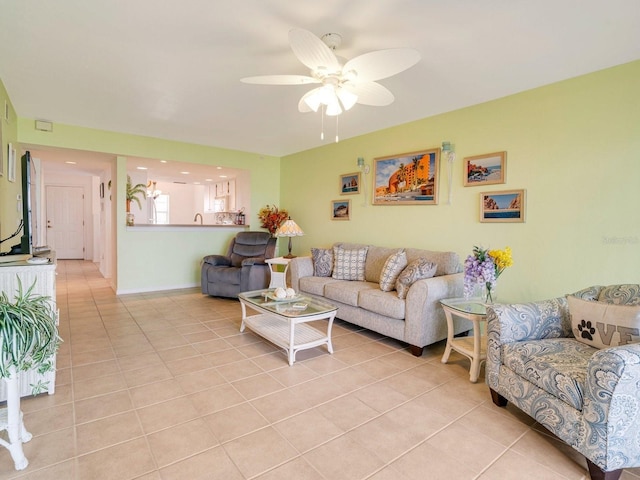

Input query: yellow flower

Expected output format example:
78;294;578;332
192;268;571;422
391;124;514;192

489;247;513;273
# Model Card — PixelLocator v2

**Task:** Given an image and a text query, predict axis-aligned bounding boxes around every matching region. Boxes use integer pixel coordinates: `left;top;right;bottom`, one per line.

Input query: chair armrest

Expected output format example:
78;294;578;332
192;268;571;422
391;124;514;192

289;256;313;291
203;255;231;267
241;257;266;267
582;344;640;470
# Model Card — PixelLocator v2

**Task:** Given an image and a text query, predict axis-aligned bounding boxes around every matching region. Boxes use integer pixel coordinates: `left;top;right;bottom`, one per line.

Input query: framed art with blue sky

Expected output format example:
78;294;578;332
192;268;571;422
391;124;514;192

480;189;526;223
373;148;440;205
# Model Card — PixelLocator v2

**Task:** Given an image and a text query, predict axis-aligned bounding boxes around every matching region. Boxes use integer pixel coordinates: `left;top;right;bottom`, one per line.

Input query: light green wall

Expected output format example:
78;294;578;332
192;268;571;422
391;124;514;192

0;79;20;250
281;60;640;303
15;119;282;292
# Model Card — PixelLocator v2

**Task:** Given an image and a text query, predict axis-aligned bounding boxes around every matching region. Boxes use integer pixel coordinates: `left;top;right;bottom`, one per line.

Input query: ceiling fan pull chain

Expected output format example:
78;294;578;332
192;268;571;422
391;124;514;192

335;115;339;143
321;105;325;140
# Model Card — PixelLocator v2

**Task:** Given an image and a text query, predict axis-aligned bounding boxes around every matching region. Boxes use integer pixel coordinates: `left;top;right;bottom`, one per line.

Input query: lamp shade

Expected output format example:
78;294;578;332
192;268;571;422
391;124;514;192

275;219;304;237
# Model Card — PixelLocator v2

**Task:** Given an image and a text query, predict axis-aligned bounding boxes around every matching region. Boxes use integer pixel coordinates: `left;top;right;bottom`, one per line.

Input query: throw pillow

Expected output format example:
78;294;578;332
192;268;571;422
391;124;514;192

310;247;334;277
332;246;368;281
568;295;640;349
395;258;437;299
379;250;408;292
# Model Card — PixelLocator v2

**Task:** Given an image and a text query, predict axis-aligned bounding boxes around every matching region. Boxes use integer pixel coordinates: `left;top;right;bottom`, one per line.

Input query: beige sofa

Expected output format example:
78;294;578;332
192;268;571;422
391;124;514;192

289;243;465;356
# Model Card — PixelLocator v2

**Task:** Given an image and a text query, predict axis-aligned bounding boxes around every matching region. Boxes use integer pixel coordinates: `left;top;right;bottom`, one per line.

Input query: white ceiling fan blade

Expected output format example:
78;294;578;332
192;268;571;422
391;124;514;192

343;49;420;82
345;82;395;106
289;28;341;73
240;75;319;85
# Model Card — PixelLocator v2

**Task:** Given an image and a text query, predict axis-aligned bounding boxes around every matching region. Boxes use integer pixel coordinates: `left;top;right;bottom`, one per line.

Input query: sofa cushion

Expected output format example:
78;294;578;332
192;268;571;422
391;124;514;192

379;250;408;292
299;276;339;296
359;289;406;320
502;338;596;410
363;246;402;283
395;259;437;299
404;248;459;277
332;246;368;281
568;296;640;349
324;281;377;307
597;284;640;305
311;247;333;277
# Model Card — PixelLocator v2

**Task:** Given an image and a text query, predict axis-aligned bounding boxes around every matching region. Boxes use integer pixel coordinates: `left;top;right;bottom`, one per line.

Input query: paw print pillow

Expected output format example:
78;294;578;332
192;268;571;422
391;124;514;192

567;295;640;349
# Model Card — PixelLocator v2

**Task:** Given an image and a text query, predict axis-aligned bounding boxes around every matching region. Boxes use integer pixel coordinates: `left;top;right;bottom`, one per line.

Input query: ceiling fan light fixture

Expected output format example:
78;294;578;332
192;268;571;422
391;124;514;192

336;88;358;111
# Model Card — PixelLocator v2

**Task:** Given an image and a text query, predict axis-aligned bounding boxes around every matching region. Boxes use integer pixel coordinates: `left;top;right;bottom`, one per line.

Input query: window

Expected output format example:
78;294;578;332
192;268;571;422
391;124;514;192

153;194;170;224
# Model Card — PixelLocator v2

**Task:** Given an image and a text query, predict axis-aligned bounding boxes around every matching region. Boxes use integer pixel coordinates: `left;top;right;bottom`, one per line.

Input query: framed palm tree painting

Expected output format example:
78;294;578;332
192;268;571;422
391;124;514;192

372;148;440;205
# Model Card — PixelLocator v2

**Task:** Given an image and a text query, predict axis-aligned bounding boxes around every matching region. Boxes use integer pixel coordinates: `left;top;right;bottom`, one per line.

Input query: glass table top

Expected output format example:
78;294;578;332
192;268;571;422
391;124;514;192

440;297;488;316
239;289;337;318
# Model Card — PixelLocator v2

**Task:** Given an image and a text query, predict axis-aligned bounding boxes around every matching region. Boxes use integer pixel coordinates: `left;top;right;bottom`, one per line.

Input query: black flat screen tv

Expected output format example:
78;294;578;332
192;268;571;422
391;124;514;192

16;151;33;254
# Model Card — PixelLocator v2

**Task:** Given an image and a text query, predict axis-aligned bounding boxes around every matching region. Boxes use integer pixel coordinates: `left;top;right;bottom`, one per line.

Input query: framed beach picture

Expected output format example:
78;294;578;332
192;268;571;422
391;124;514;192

480;189;526;223
339;172;361;195
373;148;440;205
464;151;506;186
331;199;350;220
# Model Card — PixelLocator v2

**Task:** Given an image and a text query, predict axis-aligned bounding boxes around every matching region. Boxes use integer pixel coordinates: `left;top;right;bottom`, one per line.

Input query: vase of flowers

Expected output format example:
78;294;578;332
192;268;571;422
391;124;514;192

257;205;289;236
464;245;513;303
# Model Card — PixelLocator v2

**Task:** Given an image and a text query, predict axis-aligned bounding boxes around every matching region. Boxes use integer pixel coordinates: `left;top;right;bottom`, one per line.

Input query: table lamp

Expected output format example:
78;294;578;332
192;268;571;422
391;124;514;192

275;217;305;258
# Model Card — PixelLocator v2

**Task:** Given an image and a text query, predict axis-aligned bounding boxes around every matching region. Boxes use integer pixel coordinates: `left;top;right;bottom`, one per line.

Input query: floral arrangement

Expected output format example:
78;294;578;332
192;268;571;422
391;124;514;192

463;245;513;303
258;205;289;236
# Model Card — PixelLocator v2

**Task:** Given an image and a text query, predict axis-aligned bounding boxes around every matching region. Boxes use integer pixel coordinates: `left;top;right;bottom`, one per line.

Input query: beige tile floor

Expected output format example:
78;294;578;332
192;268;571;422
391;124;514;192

1;260;639;479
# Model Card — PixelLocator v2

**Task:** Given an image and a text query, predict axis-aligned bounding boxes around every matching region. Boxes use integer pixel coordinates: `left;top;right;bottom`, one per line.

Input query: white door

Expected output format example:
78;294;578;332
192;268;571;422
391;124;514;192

46;186;85;259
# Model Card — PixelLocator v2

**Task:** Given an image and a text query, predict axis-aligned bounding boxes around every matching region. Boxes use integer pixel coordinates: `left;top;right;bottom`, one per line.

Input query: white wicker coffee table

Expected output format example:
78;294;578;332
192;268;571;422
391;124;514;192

238;289;338;365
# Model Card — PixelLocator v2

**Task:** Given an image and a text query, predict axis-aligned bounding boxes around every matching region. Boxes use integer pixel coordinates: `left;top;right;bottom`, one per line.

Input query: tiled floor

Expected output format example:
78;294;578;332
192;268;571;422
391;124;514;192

1;260;639;479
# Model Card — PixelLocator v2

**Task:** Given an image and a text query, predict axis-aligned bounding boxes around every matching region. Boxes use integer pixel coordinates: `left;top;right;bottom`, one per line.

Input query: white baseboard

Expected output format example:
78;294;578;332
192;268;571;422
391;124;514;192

116;282;200;295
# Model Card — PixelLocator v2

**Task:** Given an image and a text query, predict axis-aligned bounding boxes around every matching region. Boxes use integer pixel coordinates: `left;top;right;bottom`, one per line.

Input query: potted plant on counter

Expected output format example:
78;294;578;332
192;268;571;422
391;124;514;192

126;175;147;226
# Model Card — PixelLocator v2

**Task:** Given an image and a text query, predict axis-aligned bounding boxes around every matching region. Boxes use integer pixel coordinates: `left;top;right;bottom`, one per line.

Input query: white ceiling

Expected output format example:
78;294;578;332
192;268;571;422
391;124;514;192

1;1;639;158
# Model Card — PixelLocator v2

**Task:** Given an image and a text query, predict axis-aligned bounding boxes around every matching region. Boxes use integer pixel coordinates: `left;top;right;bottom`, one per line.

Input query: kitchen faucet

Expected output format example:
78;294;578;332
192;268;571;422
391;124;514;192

194;213;203;225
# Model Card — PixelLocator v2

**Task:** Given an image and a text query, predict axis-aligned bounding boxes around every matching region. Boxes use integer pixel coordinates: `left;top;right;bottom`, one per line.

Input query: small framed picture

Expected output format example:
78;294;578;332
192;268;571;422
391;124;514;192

7;143;16;182
464;151;506;187
331;199;350;221
480;189;526;223
339;172;361;195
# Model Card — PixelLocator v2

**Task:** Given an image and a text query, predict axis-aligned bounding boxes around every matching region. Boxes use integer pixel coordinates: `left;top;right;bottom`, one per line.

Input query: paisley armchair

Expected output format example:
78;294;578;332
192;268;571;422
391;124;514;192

486;284;640;480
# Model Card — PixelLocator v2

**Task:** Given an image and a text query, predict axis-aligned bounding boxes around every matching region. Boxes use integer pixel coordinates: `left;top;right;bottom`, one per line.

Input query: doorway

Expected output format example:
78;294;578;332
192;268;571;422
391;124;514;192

45;185;85;259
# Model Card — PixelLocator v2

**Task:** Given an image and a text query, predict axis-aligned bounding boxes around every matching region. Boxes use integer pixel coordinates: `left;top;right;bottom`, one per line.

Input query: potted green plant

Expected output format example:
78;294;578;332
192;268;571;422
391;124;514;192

0;279;59;393
126;175;147;226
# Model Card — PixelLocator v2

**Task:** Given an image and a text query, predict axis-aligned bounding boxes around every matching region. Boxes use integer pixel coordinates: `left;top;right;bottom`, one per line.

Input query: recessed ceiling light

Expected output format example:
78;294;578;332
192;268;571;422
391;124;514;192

205;178;213;182
160;160;167;163
194;182;201;185
137;166;147;170
216;166;222;170
180;171;190;175
65;161;76;165
219;175;228;178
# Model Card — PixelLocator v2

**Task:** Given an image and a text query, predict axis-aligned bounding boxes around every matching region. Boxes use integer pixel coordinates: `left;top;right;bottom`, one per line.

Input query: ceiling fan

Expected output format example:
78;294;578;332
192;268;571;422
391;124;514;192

241;28;421;117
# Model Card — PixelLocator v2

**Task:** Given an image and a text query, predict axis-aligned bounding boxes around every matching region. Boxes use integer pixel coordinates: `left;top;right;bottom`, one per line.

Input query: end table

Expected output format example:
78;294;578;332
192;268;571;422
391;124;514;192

440;298;488;383
265;257;291;289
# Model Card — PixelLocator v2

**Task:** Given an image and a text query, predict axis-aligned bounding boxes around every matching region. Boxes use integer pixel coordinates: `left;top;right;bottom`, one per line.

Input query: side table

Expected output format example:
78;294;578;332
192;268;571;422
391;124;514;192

265;257;291;289
440;298;488;383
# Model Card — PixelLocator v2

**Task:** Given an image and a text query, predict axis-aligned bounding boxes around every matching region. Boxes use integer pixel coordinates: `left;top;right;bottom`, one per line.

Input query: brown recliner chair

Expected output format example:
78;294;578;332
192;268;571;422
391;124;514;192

201;231;277;298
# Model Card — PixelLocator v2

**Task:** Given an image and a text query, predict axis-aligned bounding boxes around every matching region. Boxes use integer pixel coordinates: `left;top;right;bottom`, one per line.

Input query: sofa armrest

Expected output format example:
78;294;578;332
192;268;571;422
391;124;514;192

582;344;640;471
203;255;231;267
403;272;464;347
289;256;313;291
